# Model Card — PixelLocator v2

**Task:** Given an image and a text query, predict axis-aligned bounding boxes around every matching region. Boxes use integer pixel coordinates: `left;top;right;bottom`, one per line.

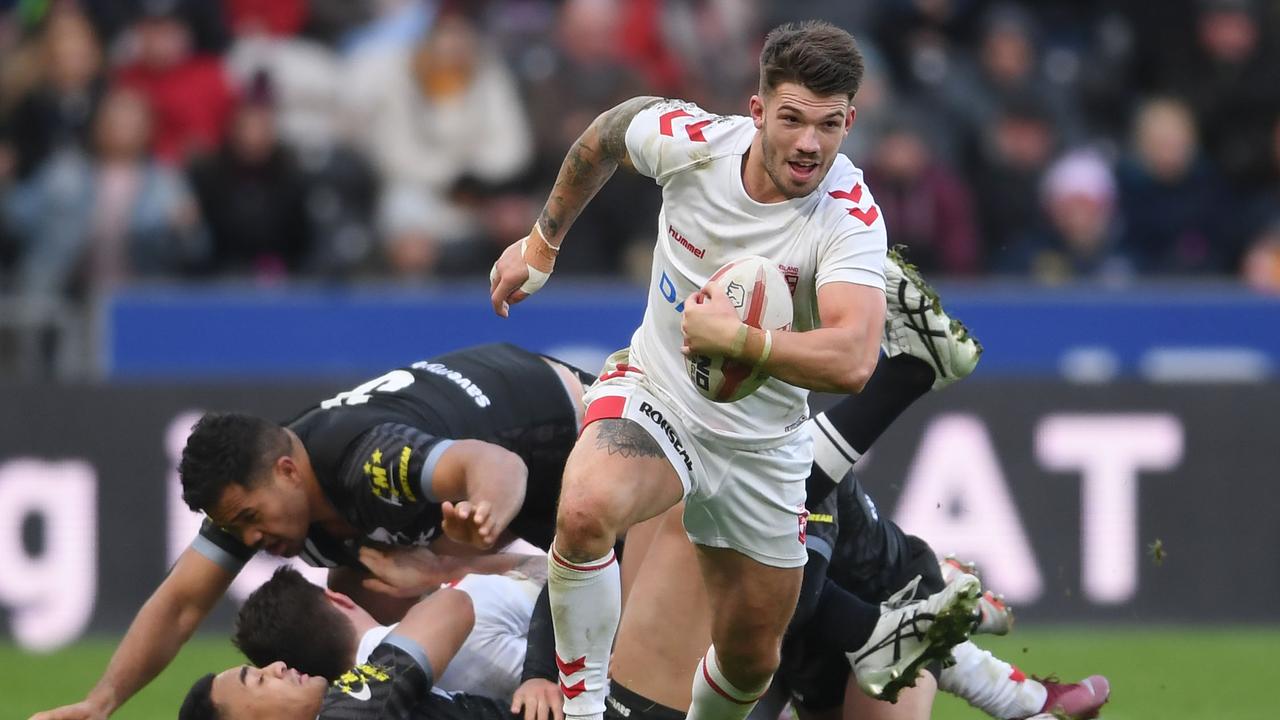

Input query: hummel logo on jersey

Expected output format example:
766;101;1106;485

668;225;705;258
638;402;694;473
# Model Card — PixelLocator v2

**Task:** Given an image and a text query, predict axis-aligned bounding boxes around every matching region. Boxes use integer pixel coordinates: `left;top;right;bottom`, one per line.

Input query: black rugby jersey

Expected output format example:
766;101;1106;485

802;475;904;600
320;640;517;720
195;343;581;570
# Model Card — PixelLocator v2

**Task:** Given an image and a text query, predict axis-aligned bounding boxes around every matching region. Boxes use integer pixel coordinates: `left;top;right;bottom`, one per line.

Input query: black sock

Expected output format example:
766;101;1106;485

802;577;882;652
787;550;830;634
821;354;935;455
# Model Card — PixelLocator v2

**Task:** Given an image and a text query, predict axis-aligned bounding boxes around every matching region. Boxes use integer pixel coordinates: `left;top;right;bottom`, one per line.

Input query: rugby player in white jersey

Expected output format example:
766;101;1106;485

489;21;980;720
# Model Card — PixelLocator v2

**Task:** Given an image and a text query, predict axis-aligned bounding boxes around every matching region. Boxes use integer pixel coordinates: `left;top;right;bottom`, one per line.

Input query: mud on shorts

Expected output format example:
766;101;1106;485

582;349;811;569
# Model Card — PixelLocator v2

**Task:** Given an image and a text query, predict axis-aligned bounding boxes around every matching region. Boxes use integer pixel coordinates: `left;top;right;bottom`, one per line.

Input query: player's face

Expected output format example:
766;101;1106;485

211;661;327;719
210;464;311;557
751;82;853;198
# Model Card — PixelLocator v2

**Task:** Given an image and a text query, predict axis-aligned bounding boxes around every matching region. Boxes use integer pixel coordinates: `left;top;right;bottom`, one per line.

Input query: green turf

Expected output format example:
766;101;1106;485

3;627;1277;719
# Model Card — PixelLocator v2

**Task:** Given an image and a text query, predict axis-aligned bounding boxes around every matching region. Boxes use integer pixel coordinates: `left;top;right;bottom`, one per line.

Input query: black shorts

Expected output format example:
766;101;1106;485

604;682;685;720
778;534;944;711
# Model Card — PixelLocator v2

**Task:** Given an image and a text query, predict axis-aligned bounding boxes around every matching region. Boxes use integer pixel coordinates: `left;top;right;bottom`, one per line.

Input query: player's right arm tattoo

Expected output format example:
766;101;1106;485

593;418;665;459
536;96;661;244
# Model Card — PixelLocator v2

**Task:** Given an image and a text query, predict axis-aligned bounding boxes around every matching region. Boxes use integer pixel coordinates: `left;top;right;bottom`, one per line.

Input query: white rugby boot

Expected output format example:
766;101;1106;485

882;246;982;390
848;573;981;702
940;555;1014;636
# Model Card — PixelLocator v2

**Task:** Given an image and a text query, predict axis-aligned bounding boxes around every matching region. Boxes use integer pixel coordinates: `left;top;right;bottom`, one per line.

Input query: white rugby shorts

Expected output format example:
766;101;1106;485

582;349;811;568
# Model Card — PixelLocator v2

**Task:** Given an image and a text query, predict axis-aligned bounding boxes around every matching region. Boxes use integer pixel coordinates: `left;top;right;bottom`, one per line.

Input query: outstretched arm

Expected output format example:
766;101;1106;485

430;439;529;549
489;96;661;316
30;548;235;719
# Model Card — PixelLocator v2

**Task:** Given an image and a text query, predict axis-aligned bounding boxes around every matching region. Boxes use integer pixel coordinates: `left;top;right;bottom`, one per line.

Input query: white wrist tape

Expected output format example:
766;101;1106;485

518;238;551;294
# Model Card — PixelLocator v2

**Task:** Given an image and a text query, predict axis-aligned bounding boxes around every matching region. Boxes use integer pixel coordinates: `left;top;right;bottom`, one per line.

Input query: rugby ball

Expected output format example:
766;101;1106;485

687;256;794;403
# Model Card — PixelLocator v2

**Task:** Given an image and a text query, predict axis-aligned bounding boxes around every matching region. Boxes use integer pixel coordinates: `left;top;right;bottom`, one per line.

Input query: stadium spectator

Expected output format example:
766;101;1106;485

1242;219;1280;293
1117;97;1229;274
80;0;232;56
1161;0;1280;189
941;2;1084;163
223;0;344;151
338;0;435;57
0;7;105;182
642;0;763;111
114;0;236;164
971;96;1058;266
1000;149;1132;284
292;140;380;279
220;1;381;278
187;72;310;277
838;43;902;166
516;0;657;277
872;0;983;96
5;87;205;297
863;118;980;276
344;8;533;271
301;0;379;49
223;0;308;38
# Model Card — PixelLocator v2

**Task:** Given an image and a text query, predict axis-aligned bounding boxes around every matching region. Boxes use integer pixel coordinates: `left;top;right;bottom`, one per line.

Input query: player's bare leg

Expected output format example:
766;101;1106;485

690;546;803;720
611;505;711;710
788;673;937;720
843;666;937;720
618;510;669;606
551;419;684;720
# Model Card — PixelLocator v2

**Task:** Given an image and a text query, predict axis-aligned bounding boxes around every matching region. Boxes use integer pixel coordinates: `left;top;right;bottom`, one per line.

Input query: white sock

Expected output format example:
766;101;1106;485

808;413;862;479
938;641;1047;719
688;645;770;720
548;544;620;720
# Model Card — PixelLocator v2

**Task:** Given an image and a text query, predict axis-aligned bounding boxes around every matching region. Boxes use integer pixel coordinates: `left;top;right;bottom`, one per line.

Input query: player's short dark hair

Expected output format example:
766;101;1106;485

178;672;220;720
179;412;291;513
233;567;356;680
759;20;864;100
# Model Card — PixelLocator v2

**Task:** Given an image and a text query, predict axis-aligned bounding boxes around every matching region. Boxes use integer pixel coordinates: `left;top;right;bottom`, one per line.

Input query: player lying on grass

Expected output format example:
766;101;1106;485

596;250;1111;720
178;582;519;720
231;562;544;703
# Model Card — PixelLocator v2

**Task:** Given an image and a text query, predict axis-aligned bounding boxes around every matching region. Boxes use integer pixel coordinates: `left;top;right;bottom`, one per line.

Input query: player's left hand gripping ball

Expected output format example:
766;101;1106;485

490;224;557;317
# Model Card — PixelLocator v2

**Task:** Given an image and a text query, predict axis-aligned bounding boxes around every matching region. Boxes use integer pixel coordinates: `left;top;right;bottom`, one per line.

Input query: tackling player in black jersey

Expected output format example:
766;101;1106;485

34;343;592;720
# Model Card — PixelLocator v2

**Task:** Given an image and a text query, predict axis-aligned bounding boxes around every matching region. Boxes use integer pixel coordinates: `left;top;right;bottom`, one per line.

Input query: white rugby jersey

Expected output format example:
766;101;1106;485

356;573;538;702
623;99;888;447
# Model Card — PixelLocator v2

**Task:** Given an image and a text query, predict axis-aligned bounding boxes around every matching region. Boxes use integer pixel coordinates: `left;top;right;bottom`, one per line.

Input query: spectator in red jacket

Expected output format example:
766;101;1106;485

115;0;235;164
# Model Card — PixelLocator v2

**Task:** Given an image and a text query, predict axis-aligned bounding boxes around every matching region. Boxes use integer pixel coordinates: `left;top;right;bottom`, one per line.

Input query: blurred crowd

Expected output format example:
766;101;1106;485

2;0;1280;303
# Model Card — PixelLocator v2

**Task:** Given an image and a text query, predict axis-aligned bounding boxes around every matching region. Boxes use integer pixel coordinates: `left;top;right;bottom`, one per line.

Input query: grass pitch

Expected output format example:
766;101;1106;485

3;626;1276;719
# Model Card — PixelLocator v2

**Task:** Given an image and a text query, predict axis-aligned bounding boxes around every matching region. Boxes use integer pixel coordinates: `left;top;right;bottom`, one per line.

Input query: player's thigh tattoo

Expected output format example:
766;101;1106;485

594;419;665;459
